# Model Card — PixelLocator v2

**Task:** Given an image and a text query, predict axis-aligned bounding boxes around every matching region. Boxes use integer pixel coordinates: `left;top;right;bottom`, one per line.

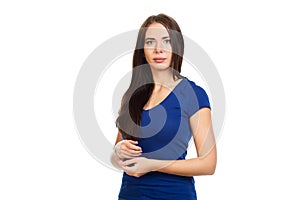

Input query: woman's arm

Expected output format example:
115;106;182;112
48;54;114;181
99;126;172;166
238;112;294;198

110;130;142;170
158;107;217;176
121;108;217;177
110;131;123;169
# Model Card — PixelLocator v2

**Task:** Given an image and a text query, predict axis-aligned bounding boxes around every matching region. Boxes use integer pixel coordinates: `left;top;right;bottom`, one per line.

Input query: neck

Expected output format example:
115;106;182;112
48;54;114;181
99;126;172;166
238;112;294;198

151;68;174;85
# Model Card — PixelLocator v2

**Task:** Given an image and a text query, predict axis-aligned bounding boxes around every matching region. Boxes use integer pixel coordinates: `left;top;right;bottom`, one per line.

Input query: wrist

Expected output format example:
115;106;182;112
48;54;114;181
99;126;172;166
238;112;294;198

113;141;123;159
151;159;170;172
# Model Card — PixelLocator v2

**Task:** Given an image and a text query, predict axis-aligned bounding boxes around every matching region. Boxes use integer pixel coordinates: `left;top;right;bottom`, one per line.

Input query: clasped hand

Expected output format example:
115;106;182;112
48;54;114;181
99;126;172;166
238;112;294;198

114;140;155;177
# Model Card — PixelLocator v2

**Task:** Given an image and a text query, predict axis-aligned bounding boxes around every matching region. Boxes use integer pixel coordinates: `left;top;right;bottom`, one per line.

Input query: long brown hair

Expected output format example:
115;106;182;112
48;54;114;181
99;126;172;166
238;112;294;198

115;14;184;140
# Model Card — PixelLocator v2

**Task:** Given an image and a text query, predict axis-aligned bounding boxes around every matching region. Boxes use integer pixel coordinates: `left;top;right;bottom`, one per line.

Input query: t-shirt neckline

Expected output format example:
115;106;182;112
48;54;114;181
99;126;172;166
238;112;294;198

143;77;186;112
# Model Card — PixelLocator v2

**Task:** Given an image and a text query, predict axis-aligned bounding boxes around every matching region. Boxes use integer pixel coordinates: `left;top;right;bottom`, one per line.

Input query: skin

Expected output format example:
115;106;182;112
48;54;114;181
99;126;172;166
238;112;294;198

144;22;172;72
111;22;217;177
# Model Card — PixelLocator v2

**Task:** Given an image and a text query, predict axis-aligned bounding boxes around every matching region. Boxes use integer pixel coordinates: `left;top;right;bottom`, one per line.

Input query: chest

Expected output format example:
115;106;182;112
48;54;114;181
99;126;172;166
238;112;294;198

138;93;192;155
143;89;172;110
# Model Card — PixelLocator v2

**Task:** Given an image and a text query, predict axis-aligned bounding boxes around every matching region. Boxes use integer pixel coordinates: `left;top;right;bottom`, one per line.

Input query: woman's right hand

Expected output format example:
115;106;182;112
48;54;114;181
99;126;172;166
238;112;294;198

114;140;142;160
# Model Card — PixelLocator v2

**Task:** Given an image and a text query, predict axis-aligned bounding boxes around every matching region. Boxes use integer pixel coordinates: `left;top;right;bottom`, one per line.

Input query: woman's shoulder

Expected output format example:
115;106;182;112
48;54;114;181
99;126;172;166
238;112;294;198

180;76;207;94
179;76;211;115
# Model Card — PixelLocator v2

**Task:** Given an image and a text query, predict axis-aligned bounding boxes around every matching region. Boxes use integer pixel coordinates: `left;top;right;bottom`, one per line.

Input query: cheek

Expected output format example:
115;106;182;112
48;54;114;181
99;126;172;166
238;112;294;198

167;53;172;63
144;49;152;61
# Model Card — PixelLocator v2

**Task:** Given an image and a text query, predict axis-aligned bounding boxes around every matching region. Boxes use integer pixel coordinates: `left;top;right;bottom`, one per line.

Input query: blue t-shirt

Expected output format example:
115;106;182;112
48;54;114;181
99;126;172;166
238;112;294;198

119;77;211;200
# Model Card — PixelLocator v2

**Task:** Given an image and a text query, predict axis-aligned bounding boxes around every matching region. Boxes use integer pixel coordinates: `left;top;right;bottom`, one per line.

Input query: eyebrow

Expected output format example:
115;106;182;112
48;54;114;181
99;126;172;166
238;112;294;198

145;36;170;40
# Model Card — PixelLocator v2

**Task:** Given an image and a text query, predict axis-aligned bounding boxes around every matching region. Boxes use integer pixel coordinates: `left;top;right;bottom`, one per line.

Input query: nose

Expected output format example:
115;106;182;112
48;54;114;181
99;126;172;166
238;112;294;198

154;41;164;53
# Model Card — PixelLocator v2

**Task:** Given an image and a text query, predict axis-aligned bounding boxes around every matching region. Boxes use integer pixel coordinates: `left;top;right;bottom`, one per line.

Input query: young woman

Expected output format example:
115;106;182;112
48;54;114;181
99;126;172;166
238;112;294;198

111;13;217;200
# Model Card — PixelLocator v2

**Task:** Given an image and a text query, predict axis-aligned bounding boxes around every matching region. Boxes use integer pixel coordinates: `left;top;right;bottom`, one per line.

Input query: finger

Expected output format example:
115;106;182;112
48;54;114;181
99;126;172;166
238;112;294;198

120;151;141;159
121;144;142;153
121;148;142;156
125;143;142;152
123;158;137;166
122;167;134;177
127;148;143;155
121;165;128;172
121;164;134;174
128;140;138;144
126;140;142;148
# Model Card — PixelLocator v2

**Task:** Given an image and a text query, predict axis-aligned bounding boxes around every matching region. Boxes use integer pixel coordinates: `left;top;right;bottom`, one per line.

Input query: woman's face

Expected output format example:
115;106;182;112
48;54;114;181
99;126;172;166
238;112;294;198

144;23;172;70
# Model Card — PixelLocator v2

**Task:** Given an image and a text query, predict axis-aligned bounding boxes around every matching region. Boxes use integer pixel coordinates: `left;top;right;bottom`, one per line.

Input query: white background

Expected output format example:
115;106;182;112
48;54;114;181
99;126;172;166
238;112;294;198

1;0;299;199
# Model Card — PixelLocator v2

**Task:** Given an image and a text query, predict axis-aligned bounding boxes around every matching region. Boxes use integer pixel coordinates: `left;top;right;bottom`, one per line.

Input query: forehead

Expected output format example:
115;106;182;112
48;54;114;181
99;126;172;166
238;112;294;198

145;23;169;38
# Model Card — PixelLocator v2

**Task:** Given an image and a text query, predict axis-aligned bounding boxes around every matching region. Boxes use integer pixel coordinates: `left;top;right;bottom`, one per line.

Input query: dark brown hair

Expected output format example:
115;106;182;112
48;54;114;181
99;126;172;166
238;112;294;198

115;14;184;140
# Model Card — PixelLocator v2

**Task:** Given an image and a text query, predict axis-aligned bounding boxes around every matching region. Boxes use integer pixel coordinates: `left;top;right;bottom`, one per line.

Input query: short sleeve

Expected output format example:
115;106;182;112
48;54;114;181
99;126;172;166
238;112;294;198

186;81;211;117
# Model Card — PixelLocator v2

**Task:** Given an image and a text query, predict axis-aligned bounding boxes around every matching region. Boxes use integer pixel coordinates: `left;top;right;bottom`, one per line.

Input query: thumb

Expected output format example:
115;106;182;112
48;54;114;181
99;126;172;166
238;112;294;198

128;140;138;144
123;158;137;166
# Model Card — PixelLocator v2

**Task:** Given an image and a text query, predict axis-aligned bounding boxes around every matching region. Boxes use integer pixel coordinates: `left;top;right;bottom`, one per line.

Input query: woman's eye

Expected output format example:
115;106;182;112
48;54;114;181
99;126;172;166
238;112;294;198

145;40;154;45
163;39;171;44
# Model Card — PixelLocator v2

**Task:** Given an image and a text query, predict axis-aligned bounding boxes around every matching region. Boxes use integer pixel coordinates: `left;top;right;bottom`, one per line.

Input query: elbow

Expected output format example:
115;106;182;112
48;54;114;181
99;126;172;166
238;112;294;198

207;166;216;175
194;163;216;176
201;159;216;176
195;166;215;176
207;159;217;175
203;149;217;175
203;164;216;175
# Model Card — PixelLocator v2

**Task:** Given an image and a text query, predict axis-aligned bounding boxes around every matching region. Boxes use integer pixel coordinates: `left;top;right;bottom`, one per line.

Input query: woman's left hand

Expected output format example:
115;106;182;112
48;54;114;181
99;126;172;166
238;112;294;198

120;157;156;178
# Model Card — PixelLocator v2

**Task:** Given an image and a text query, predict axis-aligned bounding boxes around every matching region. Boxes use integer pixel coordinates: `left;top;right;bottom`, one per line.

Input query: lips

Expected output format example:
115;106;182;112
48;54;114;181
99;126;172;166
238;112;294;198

153;58;166;63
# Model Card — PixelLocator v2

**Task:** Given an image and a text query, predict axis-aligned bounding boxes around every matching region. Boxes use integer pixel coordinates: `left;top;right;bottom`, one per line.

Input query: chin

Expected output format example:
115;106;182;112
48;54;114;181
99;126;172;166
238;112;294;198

150;63;170;71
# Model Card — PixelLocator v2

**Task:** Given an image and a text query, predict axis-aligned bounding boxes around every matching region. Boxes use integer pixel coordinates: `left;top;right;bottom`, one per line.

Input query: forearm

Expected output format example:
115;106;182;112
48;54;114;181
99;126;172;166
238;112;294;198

110;150;122;170
152;148;217;176
111;138;143;171
155;158;215;176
